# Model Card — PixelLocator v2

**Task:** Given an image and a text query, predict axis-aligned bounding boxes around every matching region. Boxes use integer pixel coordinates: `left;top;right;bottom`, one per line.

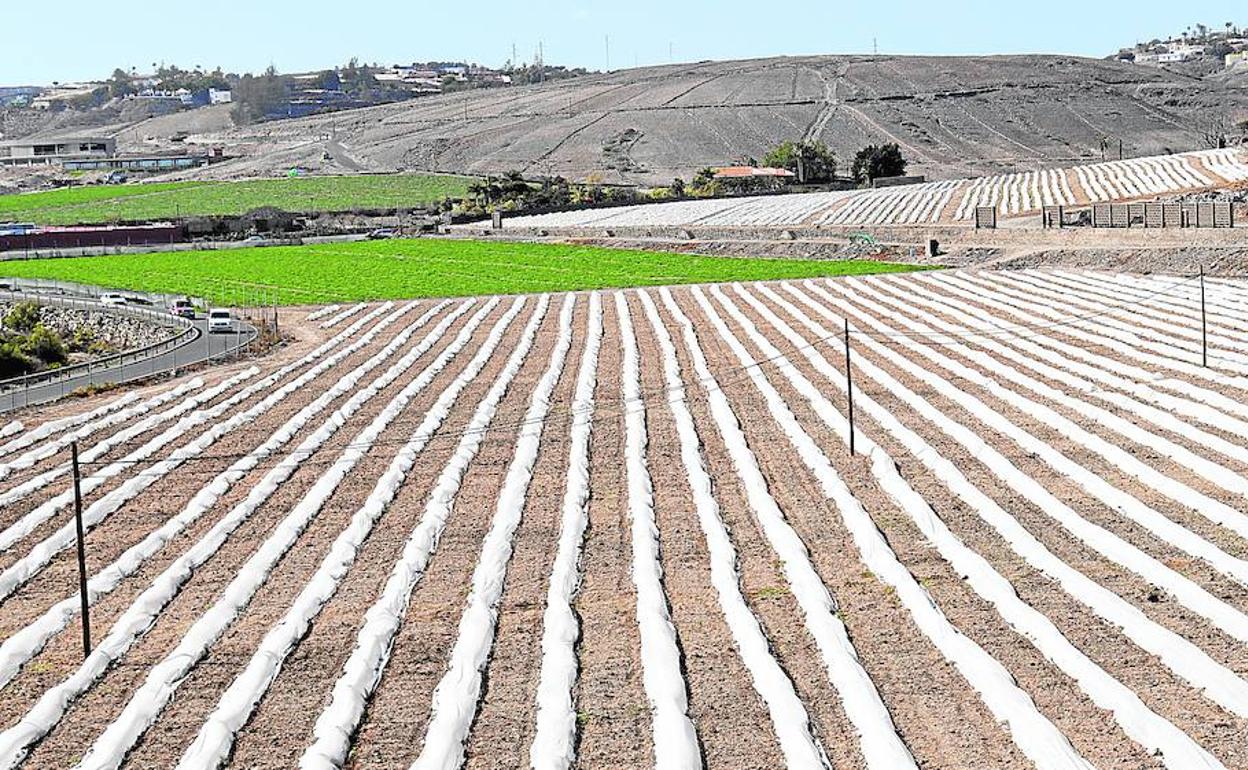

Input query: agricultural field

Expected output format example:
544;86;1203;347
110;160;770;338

498;148;1248;230
0;239;922;304
0;268;1245;768
0;174;472;226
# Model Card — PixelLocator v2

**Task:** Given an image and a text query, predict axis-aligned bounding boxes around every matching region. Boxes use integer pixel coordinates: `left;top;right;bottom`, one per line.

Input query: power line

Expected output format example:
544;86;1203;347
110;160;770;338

63;271;1208;480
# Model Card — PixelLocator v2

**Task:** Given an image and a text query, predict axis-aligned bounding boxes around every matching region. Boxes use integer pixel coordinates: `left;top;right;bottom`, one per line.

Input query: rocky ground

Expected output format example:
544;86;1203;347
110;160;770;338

0;301;171;358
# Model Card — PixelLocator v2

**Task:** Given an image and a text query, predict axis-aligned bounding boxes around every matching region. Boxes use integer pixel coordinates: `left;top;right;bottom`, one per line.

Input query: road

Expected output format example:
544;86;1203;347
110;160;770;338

0;318;257;413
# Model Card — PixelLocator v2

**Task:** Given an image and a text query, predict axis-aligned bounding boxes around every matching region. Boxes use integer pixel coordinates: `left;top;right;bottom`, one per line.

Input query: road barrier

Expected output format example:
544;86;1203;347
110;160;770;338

0;291;197;400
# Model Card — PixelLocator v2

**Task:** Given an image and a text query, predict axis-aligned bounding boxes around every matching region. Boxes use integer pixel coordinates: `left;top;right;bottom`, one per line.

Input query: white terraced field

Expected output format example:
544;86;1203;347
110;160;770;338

496;148;1248;230
4;270;1248;768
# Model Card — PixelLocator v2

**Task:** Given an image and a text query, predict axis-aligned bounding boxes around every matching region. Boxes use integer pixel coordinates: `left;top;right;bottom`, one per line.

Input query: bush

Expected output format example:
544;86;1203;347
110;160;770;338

21;324;67;366
0;342;33;379
4;302;41;334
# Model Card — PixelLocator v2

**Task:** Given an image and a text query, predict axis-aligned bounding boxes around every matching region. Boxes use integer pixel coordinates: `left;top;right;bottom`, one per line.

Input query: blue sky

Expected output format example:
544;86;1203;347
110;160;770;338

8;1;1244;84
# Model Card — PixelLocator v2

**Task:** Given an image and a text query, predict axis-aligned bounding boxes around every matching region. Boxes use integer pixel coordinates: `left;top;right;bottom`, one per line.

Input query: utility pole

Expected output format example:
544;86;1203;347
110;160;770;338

844;320;856;456
1200;265;1208;367
71;442;91;657
605;35;610;72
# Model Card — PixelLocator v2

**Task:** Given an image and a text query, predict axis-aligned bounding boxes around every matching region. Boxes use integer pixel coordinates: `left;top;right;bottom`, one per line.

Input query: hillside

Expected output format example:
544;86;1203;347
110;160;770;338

175;54;1248;185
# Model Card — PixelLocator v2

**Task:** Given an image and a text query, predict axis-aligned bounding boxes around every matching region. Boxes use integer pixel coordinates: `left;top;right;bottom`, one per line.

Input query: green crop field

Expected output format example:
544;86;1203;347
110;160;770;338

0;174;472;225
0;239;927;304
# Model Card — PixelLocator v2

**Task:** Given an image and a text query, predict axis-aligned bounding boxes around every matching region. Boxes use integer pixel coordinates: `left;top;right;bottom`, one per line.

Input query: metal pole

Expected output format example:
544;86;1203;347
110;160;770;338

1200;265;1208;368
844;319;855;456
71;442;91;657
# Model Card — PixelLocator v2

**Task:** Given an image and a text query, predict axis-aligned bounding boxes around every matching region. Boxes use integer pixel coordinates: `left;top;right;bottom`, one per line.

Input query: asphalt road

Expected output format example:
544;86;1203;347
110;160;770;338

0;317;258;413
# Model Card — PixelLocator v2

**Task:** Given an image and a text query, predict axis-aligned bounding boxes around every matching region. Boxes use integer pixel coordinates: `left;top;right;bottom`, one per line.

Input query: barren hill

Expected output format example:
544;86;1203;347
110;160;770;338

178;54;1248;184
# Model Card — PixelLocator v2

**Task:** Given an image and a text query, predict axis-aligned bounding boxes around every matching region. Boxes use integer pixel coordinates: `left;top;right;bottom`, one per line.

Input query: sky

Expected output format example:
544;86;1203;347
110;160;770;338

6;0;1245;85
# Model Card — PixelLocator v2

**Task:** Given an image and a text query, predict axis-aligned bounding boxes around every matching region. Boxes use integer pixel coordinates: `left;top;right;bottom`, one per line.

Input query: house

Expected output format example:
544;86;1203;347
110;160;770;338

712;166;797;180
0;134;116;165
208;88;232;105
1228;51;1248;69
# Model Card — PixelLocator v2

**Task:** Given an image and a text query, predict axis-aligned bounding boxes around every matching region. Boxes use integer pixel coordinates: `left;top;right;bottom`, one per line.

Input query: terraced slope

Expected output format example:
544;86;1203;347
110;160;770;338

0;270;1247;768
191;55;1248;185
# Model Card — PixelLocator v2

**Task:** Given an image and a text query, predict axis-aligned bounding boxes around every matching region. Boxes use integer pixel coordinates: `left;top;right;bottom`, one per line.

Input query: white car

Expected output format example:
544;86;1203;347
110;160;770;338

100;293;127;306
207;309;235;333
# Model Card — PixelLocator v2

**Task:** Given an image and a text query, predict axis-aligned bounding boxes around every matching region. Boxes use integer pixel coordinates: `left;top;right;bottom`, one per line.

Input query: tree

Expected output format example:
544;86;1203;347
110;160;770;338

693;167;717;189
852;143;908;184
669;178;686;198
763;140;836;182
1197;114;1233;149
230;67;290;124
107;69;135;98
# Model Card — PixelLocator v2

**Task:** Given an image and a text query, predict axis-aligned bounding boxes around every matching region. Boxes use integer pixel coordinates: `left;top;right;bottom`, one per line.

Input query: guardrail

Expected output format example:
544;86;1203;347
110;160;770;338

0;291;197;395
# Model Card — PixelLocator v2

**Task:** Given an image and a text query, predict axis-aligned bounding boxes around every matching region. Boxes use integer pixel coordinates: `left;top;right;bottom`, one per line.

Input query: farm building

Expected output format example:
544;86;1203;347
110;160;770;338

0;135;115;166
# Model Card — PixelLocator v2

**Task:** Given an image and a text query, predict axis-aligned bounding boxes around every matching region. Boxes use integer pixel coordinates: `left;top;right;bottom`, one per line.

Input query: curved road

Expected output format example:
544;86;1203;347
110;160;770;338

0;318;257;412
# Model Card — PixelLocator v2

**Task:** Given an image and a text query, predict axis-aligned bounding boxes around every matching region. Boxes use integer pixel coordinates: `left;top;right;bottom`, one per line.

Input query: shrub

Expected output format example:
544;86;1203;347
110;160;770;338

0;342;33;378
21;324;67;366
4;301;41;334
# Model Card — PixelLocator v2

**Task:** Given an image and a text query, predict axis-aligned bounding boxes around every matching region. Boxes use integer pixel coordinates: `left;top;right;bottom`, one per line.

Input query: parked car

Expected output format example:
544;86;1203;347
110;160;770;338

100;293;127;306
367;228;397;240
208;309;235;333
169;298;196;319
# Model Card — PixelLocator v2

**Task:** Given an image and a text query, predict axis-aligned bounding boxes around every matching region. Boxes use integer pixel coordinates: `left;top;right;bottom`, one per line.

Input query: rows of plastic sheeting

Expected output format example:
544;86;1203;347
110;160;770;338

299;297;550;770
189;295;509;769
737;282;1228;769
658;287;917;770
0;301;458;697
0;377;229;511
0;393;140;457
859;276;1248;534
0;303;406;606
695;285;1092;770
610;294;702;770
811;278;1248;705
634;288;830;769
411;296;577;770
321;303;368;329
305;305;342;322
0;379;202;482
0;302;410;769
528;295;602;770
925;272;1248;422
71;299;513;770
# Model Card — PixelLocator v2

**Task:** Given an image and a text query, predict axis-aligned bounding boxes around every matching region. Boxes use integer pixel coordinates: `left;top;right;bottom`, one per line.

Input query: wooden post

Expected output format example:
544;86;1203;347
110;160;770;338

71;442;91;657
844;319;855;456
1200;266;1208;368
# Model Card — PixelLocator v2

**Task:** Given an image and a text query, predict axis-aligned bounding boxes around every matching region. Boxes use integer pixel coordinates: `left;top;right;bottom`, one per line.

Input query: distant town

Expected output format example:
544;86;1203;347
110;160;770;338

0;57;591;120
1115;21;1248;71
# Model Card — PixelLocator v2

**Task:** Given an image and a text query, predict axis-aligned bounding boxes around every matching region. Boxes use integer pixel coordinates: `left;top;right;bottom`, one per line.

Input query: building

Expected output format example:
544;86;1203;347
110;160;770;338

712;166;797;180
1228;51;1248;69
0;135;116;165
208;88;232;104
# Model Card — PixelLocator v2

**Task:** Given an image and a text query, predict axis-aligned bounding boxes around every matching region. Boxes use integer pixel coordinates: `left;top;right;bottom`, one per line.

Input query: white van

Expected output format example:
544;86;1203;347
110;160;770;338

207;309;234;333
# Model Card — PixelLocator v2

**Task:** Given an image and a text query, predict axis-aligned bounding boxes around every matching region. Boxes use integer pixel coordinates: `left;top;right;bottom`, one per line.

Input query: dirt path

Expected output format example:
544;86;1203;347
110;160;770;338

568;302;651;768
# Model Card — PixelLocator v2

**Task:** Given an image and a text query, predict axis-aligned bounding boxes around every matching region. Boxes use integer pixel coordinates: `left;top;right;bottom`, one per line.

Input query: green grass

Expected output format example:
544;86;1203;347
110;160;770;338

0;174;472;225
0;239;927;305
